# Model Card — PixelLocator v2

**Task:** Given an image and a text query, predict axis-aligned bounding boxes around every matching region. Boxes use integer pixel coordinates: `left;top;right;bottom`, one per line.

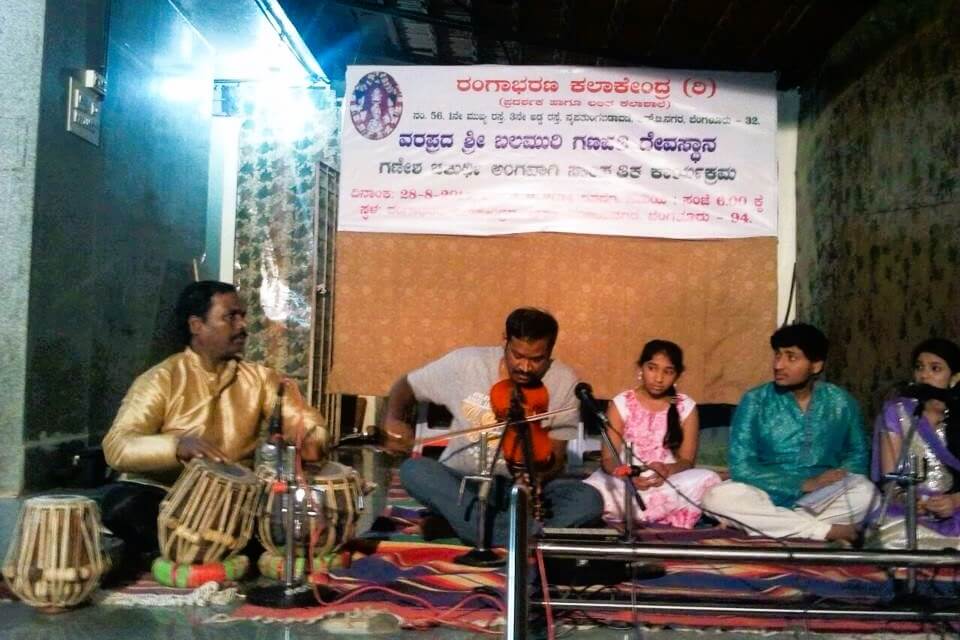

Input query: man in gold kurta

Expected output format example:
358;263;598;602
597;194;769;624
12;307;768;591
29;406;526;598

101;280;327;565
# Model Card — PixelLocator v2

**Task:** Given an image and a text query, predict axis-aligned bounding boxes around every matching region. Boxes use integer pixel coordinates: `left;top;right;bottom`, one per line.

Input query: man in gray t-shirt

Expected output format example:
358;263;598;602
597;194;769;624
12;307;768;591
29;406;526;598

383;308;603;547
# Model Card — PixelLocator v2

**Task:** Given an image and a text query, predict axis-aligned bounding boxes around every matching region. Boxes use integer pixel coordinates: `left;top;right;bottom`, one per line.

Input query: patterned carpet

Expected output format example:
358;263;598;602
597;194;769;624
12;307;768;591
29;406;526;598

6;470;957;634
219;471;960;633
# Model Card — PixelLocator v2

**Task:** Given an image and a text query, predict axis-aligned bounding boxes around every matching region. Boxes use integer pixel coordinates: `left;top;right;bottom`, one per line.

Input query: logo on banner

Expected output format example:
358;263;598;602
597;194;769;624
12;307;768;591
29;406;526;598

349;71;403;140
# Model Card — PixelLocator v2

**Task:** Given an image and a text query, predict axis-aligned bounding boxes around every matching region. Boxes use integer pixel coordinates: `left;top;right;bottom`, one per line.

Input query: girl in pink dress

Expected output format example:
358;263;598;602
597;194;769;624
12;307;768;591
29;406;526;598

584;340;721;528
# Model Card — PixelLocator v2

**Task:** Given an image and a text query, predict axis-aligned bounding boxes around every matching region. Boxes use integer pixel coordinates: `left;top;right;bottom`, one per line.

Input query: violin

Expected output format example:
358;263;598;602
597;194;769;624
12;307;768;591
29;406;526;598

489;378;553;520
490;379;553;471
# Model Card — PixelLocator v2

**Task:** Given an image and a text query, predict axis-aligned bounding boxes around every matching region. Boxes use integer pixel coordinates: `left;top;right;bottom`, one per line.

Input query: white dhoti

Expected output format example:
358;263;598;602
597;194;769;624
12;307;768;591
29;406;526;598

700;474;879;541
585;467;722;529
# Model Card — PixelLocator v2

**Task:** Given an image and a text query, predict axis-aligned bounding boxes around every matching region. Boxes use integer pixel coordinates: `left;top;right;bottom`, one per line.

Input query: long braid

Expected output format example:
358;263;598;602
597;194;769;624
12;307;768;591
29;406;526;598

637;339;686;453
662;384;683;451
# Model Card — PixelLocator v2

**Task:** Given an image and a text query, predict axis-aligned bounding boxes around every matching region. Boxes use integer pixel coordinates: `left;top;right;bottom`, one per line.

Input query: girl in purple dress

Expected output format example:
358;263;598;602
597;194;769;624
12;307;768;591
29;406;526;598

584;340;721;529
869;338;960;548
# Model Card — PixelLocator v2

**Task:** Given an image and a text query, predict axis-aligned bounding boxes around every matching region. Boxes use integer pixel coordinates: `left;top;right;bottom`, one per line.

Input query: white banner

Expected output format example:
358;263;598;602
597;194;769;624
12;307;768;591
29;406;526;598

339;65;777;239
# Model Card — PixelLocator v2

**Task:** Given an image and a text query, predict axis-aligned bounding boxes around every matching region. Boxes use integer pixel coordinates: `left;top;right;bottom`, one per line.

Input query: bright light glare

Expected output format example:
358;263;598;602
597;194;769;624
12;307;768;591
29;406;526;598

215;18;313;84
151;73;212;107
250;80;323;141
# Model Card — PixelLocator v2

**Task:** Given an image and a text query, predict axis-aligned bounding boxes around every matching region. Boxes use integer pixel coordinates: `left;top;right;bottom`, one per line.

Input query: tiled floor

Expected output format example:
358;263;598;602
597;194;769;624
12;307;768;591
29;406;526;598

0;448;952;640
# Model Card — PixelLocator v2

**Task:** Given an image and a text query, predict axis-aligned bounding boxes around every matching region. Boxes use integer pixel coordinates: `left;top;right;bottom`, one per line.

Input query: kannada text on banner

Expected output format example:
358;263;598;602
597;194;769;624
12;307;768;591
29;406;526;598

339;65;777;239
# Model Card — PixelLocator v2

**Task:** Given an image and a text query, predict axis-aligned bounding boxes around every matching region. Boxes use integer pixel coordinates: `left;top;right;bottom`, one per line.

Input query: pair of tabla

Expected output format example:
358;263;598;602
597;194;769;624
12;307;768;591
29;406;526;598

1;457;364;610
157;458;365;564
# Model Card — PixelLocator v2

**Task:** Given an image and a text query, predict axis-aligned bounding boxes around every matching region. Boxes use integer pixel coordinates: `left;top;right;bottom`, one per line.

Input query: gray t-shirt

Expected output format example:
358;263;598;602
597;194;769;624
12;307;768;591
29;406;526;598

407;346;580;475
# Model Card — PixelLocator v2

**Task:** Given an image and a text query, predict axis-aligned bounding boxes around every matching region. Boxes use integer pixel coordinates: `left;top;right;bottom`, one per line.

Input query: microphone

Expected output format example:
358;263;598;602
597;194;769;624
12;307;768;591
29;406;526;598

900;382;954;404
575;382;647;515
898;382;960;418
574;382;608;425
255;382;286;479
268;382;286;441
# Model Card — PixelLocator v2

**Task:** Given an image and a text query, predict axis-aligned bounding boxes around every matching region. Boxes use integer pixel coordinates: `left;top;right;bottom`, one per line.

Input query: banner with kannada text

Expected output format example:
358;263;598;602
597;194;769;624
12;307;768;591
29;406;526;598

339;65;777;239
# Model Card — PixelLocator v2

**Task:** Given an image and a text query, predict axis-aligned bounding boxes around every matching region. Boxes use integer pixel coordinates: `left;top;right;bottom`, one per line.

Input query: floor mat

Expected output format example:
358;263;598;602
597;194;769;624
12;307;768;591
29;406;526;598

218;469;960;633
219;540;506;632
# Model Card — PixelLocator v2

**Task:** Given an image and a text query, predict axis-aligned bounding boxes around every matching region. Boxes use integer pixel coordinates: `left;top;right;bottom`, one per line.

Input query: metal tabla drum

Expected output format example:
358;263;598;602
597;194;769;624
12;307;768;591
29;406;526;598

157;459;263;564
258;460;366;557
2;495;109;610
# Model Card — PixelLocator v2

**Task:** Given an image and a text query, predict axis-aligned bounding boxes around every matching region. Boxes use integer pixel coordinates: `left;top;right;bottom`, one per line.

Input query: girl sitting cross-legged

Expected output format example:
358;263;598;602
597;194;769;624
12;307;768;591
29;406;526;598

584;339;721;529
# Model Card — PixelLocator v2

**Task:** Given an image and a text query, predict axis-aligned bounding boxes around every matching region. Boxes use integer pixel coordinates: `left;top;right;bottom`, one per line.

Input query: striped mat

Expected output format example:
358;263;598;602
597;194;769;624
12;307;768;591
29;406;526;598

218;470;960;633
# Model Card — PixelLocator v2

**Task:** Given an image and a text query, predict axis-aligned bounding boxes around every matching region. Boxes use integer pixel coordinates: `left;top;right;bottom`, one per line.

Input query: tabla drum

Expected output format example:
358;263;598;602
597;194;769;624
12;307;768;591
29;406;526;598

157;459;264;564
2;495;109;611
258;461;365;558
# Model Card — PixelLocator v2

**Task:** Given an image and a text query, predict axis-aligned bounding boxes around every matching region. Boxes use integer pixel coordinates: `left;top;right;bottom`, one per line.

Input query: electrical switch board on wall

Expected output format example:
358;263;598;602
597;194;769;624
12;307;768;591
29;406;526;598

66;69;105;145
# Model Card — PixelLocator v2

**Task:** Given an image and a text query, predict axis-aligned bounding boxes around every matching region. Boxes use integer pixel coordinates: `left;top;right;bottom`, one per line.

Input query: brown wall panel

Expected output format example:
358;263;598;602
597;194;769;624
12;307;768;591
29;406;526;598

328;232;777;403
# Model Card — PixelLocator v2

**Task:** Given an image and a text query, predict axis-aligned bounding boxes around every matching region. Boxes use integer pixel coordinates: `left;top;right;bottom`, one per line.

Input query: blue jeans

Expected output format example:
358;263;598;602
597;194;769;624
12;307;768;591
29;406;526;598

399;457;604;546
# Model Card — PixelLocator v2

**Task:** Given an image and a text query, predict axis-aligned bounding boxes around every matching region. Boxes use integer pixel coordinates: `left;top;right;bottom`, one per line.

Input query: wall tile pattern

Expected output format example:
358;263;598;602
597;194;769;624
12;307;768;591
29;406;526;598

797;4;960;416
233;86;340;393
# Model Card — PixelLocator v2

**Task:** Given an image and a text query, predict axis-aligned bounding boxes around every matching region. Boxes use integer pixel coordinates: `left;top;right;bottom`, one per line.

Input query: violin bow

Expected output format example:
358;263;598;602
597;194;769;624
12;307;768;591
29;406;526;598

408;404;578;447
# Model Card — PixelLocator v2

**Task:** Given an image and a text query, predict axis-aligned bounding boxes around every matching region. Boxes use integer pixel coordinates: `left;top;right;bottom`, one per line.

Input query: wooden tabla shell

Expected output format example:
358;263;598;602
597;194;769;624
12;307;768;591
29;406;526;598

157;459;264;564
259;461;365;557
2;495;109;610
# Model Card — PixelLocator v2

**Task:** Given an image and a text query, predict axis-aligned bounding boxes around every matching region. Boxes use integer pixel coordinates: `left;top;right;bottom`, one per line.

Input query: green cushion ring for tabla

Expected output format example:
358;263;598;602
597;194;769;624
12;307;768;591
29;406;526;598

150;554;249;588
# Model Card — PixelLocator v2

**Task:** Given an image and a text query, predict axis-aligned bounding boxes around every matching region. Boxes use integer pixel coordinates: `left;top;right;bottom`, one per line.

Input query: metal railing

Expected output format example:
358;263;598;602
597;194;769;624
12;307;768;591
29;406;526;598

505;485;960;640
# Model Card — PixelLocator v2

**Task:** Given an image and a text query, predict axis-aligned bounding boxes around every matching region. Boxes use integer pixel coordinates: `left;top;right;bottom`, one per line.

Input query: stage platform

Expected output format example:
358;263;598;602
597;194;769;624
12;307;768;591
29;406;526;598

0;447;957;640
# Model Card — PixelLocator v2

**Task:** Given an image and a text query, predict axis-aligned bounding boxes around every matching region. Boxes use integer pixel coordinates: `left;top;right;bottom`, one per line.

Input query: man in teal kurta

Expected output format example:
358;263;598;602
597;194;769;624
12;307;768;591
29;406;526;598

701;324;877;542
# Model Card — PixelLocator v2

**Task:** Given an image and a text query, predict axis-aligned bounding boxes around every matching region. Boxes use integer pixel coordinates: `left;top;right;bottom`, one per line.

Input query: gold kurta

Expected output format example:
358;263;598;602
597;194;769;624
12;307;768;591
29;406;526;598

102;348;327;487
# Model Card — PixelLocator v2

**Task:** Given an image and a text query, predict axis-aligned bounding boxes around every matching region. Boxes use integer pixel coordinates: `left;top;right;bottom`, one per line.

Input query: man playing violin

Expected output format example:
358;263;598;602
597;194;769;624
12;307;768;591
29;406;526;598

383;307;604;546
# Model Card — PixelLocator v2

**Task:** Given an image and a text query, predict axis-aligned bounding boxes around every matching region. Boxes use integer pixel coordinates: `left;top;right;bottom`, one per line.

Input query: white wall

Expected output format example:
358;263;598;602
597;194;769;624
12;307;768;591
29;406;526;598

776;89;799;325
208;116;242;282
0;0;46;495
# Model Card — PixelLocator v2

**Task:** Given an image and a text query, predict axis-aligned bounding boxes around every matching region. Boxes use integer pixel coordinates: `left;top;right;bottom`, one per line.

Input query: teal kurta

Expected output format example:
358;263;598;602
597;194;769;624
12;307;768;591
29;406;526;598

728;381;869;508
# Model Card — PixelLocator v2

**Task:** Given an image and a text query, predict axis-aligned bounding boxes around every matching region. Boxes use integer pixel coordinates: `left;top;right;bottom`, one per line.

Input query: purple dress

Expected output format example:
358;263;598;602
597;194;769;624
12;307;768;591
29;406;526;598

869;398;960;546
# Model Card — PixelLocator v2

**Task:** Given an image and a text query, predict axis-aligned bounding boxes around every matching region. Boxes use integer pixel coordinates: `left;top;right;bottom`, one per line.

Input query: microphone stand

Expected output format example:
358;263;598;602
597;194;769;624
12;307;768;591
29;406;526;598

588;407;645;543
247;443;318;607
588;400;648;640
455;432;507;567
869;400;925;597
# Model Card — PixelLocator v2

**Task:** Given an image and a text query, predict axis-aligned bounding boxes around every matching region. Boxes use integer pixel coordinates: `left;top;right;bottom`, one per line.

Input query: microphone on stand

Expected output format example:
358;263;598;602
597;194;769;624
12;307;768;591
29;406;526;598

269;383;286;440
247;382;318;608
900;382;954;402
898;382;957;417
575;382;646;514
574;382;609;427
255;383;286;478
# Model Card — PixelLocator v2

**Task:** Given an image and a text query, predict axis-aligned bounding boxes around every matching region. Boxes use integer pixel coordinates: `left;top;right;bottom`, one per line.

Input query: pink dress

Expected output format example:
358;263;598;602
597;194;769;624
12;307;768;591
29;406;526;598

583;389;721;528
